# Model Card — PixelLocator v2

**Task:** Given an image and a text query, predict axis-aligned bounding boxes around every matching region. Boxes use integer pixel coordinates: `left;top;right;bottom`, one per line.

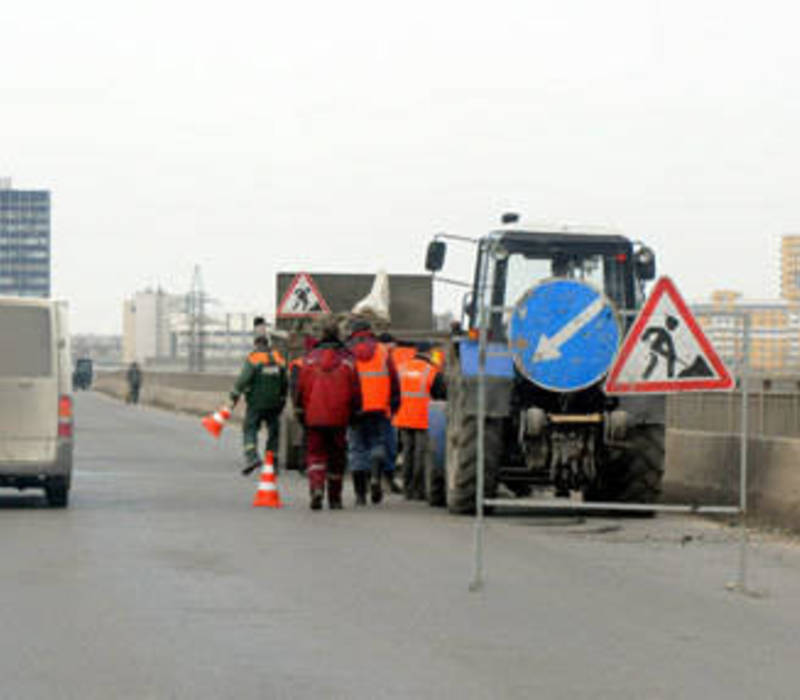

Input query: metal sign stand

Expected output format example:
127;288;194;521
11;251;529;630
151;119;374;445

469;272;754;595
733;314;752;594
469;238;493;592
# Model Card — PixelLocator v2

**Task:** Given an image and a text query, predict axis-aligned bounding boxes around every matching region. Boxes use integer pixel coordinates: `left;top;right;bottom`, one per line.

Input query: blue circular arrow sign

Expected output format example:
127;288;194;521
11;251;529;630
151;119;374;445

509;279;621;392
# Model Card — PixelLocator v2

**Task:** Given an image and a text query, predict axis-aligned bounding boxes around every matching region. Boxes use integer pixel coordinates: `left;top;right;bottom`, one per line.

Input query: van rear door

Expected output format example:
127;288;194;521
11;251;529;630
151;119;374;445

0;302;58;463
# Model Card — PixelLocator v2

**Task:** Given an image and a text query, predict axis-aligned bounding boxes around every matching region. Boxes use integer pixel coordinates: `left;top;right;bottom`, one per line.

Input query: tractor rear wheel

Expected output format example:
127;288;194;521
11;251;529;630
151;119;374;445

445;389;501;514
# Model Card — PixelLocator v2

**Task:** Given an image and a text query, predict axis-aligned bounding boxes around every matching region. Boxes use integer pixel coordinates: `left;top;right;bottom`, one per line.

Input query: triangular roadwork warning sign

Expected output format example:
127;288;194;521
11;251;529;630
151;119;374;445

605;276;734;394
276;273;331;318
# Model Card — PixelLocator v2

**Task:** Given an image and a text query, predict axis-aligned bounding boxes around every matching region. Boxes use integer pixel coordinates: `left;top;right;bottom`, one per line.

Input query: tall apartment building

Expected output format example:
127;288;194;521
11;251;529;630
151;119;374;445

694;236;800;372
0;178;51;297
781;235;800;300
698;291;800;372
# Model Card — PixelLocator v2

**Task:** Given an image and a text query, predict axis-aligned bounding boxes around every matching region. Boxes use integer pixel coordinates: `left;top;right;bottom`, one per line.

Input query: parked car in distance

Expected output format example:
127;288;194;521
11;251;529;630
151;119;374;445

73;357;93;390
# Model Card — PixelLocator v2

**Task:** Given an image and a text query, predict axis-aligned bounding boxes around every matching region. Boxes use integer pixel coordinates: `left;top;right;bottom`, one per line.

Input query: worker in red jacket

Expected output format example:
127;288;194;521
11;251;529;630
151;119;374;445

394;343;447;500
295;322;362;510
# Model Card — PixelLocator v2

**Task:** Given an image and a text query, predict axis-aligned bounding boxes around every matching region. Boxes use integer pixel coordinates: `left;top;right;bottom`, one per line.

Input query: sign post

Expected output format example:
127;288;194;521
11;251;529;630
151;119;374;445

470;239;494;593
736;314;751;593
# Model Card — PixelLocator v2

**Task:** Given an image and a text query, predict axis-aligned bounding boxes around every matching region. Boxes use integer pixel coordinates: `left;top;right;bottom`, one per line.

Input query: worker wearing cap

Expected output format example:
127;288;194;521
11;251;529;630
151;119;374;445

295;321;362;510
394;343;447;500
347;318;400;505
230;322;287;475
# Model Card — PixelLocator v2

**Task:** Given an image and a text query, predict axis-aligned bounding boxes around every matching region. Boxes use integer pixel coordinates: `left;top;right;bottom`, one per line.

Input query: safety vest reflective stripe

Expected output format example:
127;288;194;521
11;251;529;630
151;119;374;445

400;366;431;399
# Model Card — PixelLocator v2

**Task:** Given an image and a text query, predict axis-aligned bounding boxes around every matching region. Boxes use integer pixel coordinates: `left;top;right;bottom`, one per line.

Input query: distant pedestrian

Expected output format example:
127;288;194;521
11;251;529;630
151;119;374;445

126;362;142;404
394;344;446;499
230;333;287;476
295;321;361;510
347;319;400;506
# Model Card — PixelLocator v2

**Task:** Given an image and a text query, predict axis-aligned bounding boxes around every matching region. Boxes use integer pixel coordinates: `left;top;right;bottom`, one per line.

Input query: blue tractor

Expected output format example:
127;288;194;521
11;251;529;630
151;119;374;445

425;216;663;514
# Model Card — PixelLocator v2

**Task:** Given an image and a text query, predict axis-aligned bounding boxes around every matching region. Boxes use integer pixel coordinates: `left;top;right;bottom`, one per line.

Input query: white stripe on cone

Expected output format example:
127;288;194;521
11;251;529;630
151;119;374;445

257;482;277;492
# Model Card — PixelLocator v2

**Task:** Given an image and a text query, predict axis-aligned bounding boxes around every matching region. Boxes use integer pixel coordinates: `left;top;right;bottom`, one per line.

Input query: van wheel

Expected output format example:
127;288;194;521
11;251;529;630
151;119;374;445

45;483;69;508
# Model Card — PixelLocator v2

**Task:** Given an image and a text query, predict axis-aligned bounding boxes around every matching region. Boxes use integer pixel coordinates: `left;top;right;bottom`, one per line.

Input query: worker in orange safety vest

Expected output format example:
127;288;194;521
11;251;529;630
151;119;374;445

394;343;447;500
347;319;400;505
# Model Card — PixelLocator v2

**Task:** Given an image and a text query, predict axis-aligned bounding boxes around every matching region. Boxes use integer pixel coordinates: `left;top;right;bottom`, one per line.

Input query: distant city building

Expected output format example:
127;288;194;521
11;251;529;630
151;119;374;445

697;290;800;372
122;286;268;368
122;288;184;364
0;178;50;297
170;312;266;368
781;235;800;301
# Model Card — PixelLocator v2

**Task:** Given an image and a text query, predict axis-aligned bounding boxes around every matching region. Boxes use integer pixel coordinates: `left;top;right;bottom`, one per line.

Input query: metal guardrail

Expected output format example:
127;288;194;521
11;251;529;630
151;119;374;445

669;391;800;439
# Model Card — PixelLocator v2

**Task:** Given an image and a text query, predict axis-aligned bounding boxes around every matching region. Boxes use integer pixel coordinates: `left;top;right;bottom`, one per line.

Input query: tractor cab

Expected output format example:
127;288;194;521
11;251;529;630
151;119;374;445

427;221;656;339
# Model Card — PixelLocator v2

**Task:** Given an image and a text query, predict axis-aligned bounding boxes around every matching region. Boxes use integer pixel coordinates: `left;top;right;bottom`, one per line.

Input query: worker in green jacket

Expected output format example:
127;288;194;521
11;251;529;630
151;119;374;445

230;334;288;475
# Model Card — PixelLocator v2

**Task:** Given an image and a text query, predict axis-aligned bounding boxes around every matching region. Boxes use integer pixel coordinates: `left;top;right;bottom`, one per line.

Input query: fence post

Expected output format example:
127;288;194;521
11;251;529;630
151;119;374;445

736;314;751;592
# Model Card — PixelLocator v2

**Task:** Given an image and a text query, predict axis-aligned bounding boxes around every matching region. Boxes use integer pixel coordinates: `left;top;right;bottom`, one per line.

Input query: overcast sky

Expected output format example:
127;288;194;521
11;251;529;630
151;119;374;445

3;0;799;333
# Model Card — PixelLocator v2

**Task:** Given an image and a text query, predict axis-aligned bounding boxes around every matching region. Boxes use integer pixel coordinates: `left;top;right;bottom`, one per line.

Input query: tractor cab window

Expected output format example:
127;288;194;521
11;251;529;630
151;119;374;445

504;255;551;308
482;248;633;338
501;252;627;306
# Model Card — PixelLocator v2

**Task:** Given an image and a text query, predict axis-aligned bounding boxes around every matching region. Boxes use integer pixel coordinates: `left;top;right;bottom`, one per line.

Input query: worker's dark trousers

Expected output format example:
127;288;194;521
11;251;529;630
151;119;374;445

305;427;347;502
243;406;281;467
349;413;388;484
400;428;427;500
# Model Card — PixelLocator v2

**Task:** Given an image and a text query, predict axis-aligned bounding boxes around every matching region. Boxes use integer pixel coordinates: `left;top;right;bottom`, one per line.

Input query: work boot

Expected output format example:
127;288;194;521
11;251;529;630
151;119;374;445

328;475;343;509
370;457;383;505
352;471;367;506
241;460;261;476
310;490;324;511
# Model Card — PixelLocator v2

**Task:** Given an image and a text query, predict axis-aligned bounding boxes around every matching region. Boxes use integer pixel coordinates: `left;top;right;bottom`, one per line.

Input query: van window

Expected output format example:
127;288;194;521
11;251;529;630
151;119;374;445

0;306;52;377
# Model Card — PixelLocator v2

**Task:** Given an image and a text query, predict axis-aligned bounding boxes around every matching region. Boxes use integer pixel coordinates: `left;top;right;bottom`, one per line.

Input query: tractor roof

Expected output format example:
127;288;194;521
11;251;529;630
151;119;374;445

489;224;633;255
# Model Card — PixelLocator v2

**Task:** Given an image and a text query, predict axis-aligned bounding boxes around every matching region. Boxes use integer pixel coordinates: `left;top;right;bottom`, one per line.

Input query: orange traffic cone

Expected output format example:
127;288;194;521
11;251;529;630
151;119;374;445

253;451;282;508
201;405;231;439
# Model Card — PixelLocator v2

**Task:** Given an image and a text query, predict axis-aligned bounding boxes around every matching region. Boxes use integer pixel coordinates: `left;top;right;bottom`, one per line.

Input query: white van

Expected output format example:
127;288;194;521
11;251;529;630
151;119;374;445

0;297;73;507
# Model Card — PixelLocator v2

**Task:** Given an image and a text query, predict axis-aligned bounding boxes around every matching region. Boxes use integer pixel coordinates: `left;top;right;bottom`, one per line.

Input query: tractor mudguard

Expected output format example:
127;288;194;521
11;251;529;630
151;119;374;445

452;339;514;417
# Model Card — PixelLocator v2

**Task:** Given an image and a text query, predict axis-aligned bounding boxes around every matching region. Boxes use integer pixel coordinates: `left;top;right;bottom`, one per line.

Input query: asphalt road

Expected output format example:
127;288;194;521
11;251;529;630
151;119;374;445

2;392;800;699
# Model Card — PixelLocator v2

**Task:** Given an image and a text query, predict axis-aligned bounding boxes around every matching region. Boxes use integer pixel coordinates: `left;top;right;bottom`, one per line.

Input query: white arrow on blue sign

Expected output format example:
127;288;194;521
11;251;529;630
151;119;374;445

509;278;621;392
